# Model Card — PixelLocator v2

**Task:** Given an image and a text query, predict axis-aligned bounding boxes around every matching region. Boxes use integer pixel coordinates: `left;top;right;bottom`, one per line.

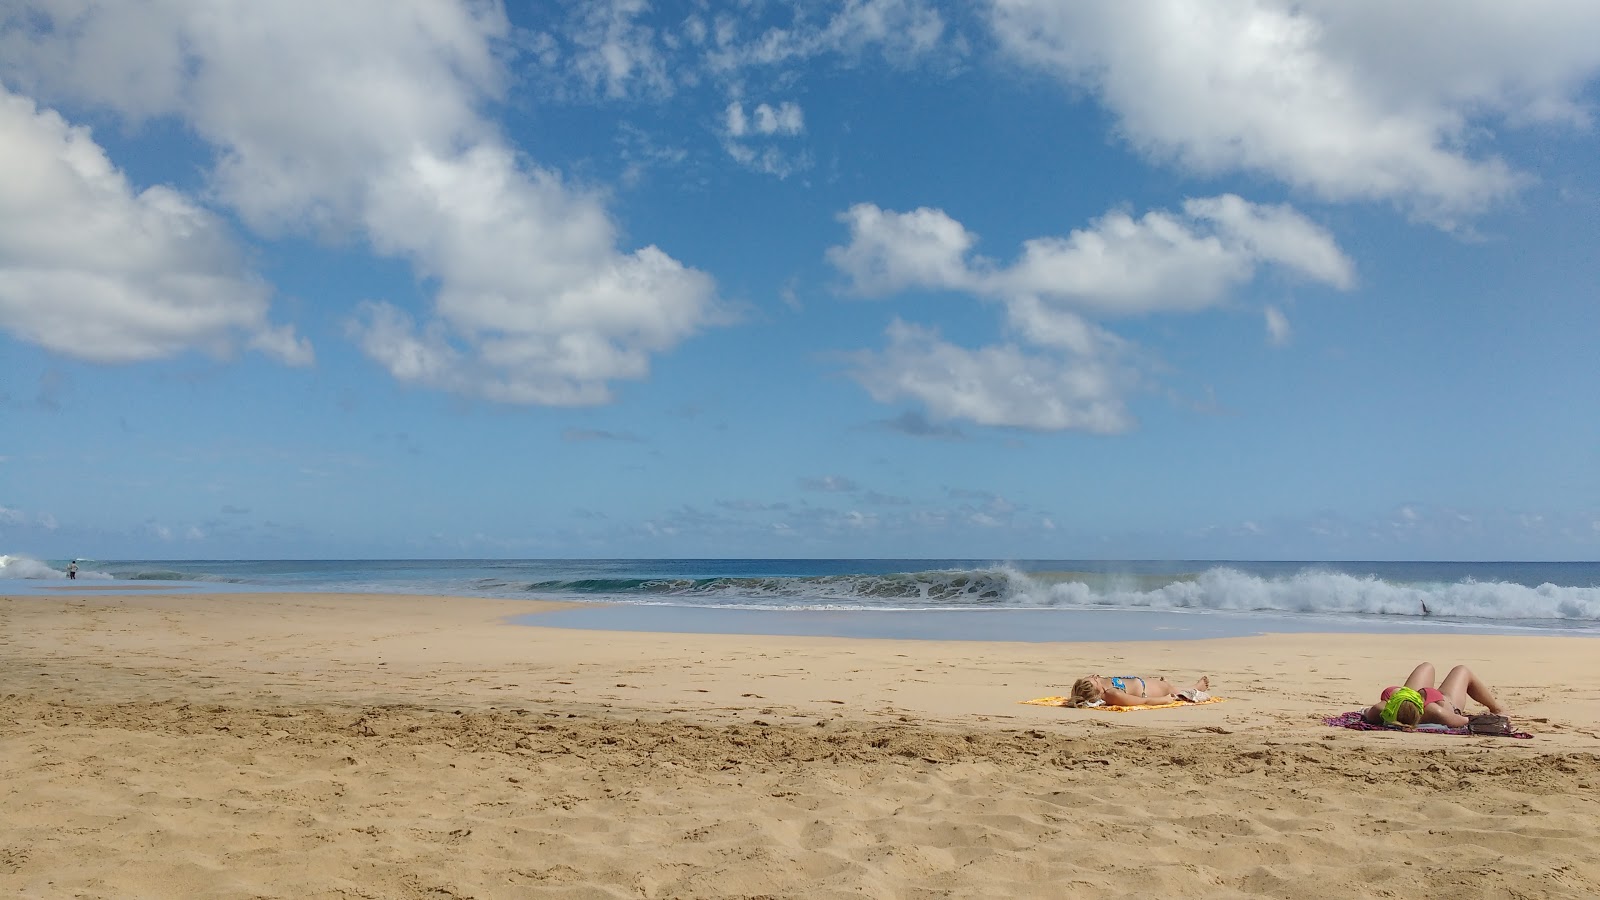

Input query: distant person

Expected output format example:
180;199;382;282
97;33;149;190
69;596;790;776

1360;662;1507;729
67;560;78;580
1069;673;1211;707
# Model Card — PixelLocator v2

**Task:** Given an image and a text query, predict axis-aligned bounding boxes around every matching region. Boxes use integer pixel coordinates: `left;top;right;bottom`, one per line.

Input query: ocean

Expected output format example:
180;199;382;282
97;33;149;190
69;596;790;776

4;556;1598;641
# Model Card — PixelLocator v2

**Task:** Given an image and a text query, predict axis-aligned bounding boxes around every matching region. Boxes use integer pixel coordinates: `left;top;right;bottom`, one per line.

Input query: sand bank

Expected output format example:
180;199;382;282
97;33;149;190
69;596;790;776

3;591;1599;898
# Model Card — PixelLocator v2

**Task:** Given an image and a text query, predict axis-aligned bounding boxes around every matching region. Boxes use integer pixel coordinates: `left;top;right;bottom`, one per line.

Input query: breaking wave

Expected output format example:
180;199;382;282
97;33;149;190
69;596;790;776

521;566;1600;621
3;555;1596;624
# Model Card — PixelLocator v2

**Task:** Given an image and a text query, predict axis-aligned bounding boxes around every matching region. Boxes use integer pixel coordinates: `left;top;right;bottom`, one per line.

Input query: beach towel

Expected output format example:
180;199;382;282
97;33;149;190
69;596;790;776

1021;695;1227;711
1323;710;1533;739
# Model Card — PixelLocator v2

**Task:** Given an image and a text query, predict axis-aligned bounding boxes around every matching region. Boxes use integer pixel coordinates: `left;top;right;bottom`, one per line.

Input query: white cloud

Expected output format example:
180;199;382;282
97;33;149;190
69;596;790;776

849;319;1137;433
1;0;720;404
831;196;1351;313
840;510;877;530
0;85;311;365
989;1;1600;222
1002;297;1128;357
722;100;808;176
356;145;718;404
701;0;950;74
561;0;674;100
1185;195;1355;289
515;3;956;186
724;142;809;178
1000;210;1250;316
753;102;804;136
1264;306;1292;346
724;101;749;138
826;204;980;296
527;1;954;102
830;196;1348;432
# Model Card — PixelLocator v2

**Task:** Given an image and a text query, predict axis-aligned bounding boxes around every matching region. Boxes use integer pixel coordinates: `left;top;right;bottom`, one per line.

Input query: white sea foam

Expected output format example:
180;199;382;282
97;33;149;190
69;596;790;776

2;555;1594;622
0;554;109;580
1005;566;1600;621
0;554;62;579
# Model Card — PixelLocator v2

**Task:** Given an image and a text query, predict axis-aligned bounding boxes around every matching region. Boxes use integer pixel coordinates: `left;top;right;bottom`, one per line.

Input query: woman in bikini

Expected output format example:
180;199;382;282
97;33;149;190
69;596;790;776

1359;662;1507;729
1069;673;1211;708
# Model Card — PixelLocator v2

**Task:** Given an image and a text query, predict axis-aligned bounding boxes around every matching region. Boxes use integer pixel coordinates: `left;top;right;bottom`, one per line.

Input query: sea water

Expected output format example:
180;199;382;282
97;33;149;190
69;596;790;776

4;556;1598;641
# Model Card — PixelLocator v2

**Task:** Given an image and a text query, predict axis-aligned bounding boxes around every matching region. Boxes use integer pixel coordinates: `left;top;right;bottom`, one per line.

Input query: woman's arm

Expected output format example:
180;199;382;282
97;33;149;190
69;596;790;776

1425;703;1469;728
1102;686;1163;706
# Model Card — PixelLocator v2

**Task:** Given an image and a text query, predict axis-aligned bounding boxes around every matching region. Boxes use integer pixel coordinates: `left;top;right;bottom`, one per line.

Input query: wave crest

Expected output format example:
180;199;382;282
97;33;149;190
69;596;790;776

1016;567;1600;621
0;554;110;580
526;565;1600;621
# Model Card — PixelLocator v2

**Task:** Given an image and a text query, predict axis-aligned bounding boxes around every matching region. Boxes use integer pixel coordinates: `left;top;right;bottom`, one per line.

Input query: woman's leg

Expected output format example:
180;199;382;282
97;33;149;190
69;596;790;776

1402;662;1437;691
1142;676;1208;700
1142;677;1178;699
1438;665;1505;714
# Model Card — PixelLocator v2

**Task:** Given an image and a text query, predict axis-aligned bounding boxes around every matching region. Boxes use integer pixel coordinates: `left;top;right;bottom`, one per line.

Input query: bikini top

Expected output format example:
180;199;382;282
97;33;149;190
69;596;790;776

1108;676;1146;695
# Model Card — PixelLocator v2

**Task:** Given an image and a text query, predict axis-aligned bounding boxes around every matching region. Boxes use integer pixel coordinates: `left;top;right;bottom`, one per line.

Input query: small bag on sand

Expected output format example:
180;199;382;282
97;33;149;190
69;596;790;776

1467;714;1514;735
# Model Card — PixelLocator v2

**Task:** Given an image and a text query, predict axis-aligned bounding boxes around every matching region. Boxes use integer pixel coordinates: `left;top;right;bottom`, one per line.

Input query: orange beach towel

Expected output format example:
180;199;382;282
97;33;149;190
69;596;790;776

1020;695;1227;711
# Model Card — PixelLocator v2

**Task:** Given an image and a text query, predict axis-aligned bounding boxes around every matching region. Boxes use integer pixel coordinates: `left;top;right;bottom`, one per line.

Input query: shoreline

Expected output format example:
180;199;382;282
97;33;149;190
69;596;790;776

518;601;1600;642
14;580;1596;643
6;591;1600;897
5;591;1599;734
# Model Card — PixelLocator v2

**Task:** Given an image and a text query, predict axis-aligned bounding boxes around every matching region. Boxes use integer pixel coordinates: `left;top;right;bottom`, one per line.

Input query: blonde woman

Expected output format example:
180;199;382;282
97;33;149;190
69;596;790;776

1070;673;1210;708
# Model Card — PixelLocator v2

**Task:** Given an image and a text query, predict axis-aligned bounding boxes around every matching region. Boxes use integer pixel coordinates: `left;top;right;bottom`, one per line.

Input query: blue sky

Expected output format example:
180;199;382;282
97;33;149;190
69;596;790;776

2;1;1598;561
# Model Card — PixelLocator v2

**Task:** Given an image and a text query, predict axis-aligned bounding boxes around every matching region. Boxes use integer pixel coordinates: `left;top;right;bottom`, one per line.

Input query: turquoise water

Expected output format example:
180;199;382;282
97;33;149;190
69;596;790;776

4;556;1598;639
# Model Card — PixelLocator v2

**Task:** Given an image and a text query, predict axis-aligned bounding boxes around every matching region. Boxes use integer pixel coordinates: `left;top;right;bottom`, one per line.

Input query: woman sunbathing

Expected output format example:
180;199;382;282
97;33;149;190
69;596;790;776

1069;674;1210;708
1360;662;1507;729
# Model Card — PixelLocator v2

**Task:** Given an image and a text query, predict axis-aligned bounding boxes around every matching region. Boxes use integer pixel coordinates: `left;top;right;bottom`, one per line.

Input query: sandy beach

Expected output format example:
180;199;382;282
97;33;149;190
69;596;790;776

4;591;1599;898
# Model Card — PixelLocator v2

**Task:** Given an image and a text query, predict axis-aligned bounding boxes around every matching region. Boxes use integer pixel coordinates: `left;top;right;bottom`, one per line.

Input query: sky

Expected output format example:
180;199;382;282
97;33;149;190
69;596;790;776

2;0;1598;562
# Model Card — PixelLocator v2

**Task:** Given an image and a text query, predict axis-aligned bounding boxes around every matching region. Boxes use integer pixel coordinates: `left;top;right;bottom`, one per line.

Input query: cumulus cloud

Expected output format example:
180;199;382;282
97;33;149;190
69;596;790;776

1185;195;1356;289
829;196;1350;431
849;319;1138;433
988;1;1600;222
1;0;719;403
826;204;979;296
831;195;1351;313
0;85;311;365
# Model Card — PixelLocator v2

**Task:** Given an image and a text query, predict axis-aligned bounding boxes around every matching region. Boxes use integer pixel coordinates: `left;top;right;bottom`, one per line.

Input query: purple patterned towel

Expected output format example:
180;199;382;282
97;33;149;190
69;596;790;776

1323;710;1532;739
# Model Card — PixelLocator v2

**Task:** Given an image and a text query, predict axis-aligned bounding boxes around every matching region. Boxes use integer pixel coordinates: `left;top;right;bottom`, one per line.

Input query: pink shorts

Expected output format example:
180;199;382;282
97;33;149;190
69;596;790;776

1382;685;1444;705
